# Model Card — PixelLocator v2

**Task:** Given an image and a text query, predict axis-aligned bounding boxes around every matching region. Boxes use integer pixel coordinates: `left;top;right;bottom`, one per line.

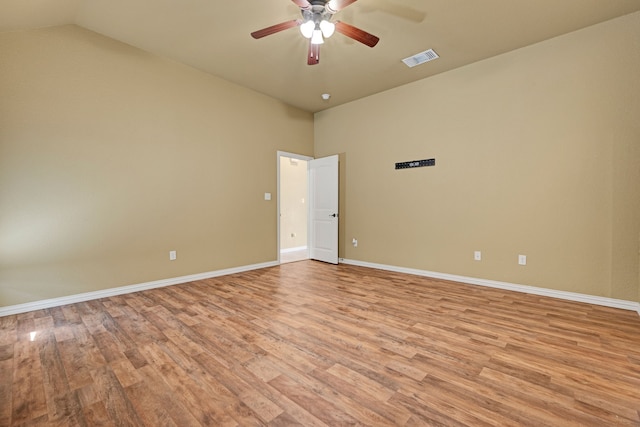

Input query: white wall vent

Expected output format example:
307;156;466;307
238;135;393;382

402;48;439;68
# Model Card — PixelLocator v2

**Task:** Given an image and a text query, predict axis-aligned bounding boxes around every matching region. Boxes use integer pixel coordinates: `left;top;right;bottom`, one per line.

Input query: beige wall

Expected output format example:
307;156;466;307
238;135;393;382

2;14;639;308
0;25;314;306
315;12;640;302
279;157;308;250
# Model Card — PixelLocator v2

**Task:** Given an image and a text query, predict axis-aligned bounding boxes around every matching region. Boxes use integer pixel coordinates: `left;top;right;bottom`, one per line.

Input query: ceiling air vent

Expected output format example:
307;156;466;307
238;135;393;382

402;48;439;68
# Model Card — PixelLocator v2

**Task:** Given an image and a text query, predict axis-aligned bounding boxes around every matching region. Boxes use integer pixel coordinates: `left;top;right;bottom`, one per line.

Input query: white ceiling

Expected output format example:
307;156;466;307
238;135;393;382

2;0;640;112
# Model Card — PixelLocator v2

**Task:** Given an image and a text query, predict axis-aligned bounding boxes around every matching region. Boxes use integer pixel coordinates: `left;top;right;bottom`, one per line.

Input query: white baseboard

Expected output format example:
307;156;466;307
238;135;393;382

340;258;640;315
4;258;638;317
0;261;279;317
280;246;308;254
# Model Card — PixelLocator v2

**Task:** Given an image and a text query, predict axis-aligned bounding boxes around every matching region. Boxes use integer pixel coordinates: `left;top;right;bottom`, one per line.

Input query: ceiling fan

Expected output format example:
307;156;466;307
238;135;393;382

251;0;379;65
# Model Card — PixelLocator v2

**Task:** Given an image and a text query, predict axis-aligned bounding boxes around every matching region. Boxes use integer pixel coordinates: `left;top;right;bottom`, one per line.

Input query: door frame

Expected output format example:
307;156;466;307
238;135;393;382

277;151;313;264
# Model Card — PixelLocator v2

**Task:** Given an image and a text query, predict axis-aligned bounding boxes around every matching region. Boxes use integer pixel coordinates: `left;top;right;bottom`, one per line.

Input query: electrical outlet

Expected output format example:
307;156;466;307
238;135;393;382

169;250;177;261
518;254;526;265
352;238;358;247
474;251;481;261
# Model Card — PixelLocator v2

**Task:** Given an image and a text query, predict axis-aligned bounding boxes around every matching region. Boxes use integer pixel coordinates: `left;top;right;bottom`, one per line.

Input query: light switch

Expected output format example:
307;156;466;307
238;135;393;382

264;193;271;201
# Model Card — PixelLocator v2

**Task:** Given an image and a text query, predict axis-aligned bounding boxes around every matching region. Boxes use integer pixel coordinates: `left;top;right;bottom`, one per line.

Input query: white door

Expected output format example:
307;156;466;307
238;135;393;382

309;155;339;264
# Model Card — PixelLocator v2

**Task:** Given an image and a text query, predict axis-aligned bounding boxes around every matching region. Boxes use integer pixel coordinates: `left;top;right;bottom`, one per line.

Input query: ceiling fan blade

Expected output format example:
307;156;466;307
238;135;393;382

291;0;312;9
251;20;301;39
334;21;379;47
308;42;320;65
326;0;358;13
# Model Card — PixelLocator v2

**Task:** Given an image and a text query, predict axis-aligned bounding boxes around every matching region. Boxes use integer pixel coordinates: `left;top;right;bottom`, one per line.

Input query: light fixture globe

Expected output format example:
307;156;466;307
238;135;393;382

310;28;324;45
299;20;314;38
319;20;335;38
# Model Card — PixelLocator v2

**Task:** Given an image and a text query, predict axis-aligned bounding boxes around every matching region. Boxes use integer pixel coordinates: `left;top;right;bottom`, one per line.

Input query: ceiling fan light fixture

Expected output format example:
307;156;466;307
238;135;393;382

300;20;314;38
250;0;379;65
319;20;335;38
311;29;324;45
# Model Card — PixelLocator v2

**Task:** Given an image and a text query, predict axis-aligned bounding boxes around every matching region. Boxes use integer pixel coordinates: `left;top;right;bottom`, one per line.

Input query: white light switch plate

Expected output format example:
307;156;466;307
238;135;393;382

264;193;271;201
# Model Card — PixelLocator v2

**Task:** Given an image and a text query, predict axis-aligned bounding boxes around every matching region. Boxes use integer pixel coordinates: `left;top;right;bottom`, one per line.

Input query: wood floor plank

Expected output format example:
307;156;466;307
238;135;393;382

56;325;106;391
311;366;412;425
1;261;639;426
0;318;17;347
326;363;395;402
389;391;469;427
38;329;77;423
124;380;181;427
89;365;145;427
136;343;237;426
239;356;331;427
82;400;116;427
0;357;13;426
398;378;515;427
267;373;361;426
190;353;269;426
11;340;48;424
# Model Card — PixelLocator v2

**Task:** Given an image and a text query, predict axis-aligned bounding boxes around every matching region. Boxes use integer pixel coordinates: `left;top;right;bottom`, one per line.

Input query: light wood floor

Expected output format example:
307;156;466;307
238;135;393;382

1;261;639;426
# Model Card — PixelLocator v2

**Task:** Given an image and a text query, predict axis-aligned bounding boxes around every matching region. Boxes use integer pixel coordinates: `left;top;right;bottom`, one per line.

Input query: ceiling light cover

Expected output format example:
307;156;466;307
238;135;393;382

300;20;314;38
319;20;335;38
311;29;324;45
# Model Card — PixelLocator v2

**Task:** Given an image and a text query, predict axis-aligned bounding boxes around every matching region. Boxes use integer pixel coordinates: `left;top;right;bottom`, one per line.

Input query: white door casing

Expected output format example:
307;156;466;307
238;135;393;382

277;151;313;263
309;155;339;264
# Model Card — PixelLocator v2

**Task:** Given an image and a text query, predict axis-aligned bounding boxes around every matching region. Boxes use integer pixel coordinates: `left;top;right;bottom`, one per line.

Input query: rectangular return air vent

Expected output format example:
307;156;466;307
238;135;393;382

402;48;439;68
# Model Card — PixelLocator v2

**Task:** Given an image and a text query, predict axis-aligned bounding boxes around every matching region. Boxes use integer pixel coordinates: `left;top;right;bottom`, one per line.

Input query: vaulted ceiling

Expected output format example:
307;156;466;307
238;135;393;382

2;0;639;112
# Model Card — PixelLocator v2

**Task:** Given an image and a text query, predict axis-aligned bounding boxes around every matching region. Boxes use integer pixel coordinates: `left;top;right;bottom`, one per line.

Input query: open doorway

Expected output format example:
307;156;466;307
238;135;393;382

278;152;312;263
